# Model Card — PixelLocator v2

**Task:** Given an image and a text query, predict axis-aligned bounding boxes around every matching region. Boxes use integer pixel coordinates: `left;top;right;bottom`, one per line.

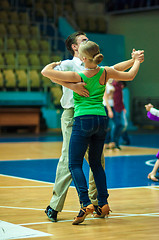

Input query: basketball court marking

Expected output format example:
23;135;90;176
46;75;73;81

0;221;52;240
0;206;78;213
15;212;159;226
1;204;159;227
145;159;157;166
0;173;159;190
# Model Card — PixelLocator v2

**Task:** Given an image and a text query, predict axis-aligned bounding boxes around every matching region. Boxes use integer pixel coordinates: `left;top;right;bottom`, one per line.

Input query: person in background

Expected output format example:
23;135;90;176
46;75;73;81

145;103;159;182
110;80;130;150
42;40;144;224
104;80;130;150
103;79;115;149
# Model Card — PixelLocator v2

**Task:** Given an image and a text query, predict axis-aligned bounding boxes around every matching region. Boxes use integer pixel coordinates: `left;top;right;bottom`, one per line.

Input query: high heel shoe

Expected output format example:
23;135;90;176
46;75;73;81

72;204;94;225
94;204;111;218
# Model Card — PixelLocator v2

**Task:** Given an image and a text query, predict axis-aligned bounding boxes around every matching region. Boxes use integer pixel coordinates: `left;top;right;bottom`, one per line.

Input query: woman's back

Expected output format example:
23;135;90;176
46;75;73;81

73;67;106;117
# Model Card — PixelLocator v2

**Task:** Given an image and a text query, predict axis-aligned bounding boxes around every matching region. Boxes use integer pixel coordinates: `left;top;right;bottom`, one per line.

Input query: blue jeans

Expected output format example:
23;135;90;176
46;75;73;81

112;108;128;146
69;115;109;207
104;107;113;144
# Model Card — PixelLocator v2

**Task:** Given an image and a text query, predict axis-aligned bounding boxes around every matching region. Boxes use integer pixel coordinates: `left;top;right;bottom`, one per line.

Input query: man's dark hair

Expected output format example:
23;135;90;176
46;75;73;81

65;31;86;56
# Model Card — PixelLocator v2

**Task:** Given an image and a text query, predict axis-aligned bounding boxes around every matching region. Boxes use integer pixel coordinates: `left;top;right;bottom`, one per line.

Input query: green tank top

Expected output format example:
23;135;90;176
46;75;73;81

73;67;107;117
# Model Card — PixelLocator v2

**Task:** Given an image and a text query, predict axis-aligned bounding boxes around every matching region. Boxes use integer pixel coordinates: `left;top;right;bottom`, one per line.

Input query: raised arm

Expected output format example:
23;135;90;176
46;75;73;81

106;50;144;81
41;62;81;83
106;59;140;81
113;49;144;71
113;59;134;71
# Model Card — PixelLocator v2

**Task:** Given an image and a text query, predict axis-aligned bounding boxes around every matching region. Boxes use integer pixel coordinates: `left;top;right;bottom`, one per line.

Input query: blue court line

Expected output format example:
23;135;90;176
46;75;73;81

0;155;158;189
0;135;63;143
0;133;158;149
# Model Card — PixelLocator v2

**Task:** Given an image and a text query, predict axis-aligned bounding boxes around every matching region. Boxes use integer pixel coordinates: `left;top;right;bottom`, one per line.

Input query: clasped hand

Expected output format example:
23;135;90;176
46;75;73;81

145;103;153;112
131;49;144;63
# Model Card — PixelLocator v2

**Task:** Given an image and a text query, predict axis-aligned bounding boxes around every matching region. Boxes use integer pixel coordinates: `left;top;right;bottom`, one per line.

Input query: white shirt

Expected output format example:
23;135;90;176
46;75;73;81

55;57;85;109
103;82;115;107
150;107;159;117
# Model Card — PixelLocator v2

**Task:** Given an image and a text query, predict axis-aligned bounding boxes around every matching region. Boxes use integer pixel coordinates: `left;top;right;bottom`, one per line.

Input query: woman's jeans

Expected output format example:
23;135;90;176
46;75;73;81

69;115;109;207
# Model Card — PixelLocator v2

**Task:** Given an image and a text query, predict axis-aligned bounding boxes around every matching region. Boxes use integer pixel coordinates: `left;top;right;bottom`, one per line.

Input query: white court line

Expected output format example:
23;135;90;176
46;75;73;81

0;206;47;211
0;174;54;185
0;220;52;239
0;186;53;189
1;173;159;190
109;185;159;190
19;212;159;226
1;206;159;216
145;159;157;166
0;174;159;191
146;186;159;190
0;174;76;188
1;205;158;226
0;157;55;161
0;206;78;213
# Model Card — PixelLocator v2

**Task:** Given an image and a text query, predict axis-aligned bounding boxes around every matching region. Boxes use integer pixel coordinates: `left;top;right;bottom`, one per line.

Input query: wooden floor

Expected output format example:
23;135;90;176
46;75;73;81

0;141;159;240
0;141;158;160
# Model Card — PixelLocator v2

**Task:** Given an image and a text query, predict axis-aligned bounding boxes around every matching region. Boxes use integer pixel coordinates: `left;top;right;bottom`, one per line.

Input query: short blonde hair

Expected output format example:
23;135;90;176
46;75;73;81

79;40;103;65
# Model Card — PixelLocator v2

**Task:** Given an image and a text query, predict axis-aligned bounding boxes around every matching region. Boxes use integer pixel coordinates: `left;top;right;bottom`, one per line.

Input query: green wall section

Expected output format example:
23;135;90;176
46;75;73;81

58;17;75;39
108;10;159;100
58;17;125;66
41;107;62;128
86;33;125;66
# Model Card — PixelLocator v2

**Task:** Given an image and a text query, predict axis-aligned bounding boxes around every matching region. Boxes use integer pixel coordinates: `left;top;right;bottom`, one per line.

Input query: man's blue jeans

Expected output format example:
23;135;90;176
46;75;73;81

69;115;109;207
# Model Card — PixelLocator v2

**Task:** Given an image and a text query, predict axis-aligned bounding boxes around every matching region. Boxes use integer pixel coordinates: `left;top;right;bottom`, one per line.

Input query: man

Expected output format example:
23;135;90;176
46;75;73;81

45;31;139;222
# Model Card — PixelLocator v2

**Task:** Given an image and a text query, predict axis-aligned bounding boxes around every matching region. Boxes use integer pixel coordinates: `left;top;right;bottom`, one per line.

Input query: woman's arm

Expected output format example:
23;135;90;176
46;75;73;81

113;49;144;71
113;59;134;71
106;58;141;81
46;76;89;97
41;62;80;83
42;62;89;97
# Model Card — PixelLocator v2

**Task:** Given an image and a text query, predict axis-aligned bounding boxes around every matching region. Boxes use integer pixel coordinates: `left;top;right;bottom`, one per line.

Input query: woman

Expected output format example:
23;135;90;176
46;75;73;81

41;41;144;225
145;103;159;182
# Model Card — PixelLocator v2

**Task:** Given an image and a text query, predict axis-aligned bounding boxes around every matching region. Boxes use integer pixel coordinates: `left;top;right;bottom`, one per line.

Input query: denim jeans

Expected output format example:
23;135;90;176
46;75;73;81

69;115;109;207
111;108;128;146
104;106;112;144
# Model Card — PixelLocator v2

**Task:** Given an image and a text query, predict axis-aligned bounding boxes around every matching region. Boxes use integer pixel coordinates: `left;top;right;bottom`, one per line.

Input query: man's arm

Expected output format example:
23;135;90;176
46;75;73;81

58;81;89;97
